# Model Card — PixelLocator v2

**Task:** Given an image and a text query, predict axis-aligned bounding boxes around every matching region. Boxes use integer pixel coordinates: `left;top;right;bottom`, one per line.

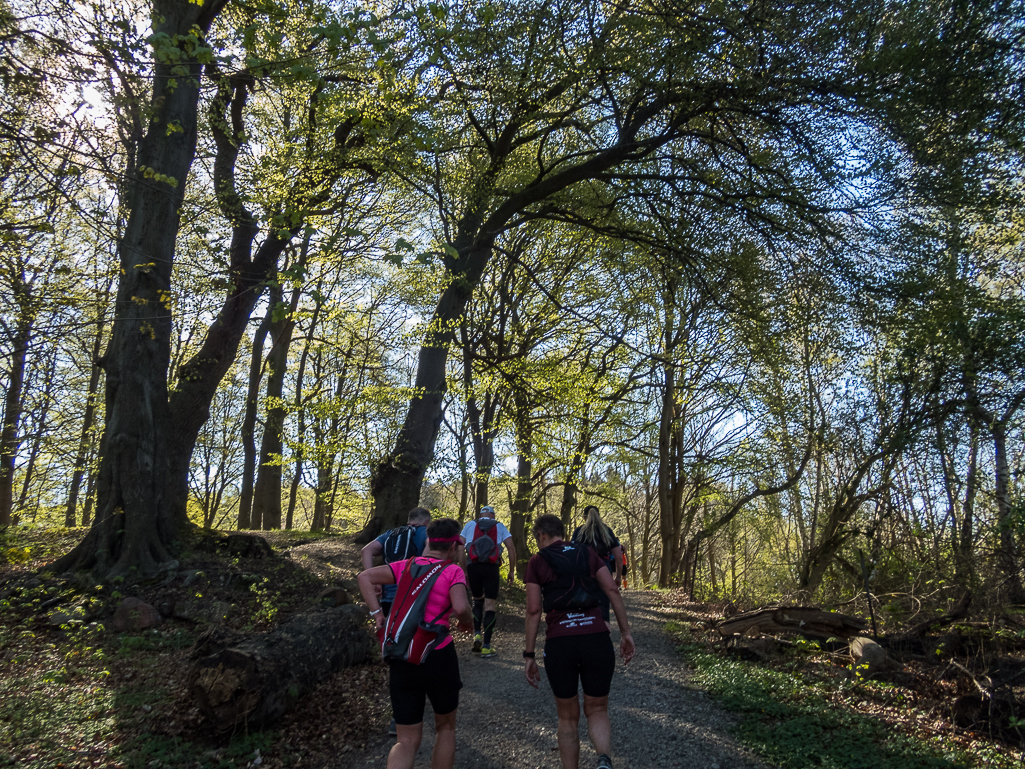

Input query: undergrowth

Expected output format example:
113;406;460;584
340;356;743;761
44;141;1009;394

0;528;387;768
674;633;1022;769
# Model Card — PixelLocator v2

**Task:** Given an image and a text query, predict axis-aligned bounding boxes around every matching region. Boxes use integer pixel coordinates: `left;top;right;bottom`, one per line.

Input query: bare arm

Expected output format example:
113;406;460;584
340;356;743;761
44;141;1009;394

524;582;543;687
611;545;624;584
361;540;385;599
596;565;635;663
448;582;473;627
357;564;396;634
361;540;383;571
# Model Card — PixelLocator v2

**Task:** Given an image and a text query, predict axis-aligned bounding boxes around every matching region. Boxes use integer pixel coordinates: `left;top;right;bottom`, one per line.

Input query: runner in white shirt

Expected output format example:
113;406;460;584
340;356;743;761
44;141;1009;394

460;505;516;657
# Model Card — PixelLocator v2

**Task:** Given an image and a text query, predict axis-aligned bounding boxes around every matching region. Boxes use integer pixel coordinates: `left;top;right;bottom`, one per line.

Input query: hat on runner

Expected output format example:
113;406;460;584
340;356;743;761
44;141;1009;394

479;505;495;516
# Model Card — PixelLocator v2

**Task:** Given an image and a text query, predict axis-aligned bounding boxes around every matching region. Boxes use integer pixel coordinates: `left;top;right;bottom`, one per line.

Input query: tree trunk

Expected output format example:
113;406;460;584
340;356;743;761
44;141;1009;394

311;369;344;533
51;0;229;578
285;299;318;531
362;253;491;540
82;466;96;526
558;436;589;529
253;278;301;531
460;318;502;513
239;308;274;530
65;310;107;527
558;413;592;529
510;391;533;579
956;419;980;586
657;351;681;587
0;324;30;527
312;462;332;533
992;421;1025;604
18;353;55;516
164;228;290;532
190;605;373;730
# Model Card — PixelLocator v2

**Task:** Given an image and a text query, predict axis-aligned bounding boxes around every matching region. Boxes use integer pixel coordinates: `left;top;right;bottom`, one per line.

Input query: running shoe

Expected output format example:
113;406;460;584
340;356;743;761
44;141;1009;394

479;646;497;657
595;754;613;769
472;634;483;653
388;718;397;736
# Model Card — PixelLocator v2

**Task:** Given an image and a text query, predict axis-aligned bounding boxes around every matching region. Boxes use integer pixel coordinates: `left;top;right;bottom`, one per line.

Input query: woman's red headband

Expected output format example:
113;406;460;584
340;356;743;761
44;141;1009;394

429;536;461;544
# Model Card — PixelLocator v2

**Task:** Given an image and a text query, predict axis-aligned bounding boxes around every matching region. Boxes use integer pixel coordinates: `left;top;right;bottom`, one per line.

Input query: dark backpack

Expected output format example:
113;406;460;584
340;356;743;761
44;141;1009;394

380;559;454;664
538;543;601;613
467;518;499;564
572;525;617;574
382;525;420;563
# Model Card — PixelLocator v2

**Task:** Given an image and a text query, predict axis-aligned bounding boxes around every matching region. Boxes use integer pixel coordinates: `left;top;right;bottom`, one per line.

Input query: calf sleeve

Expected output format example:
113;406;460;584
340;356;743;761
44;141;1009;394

483;610;496;646
472;599;484;633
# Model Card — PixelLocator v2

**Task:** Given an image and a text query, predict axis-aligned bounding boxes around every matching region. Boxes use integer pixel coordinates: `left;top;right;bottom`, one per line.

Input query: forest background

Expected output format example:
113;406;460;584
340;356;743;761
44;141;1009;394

1;0;1024;613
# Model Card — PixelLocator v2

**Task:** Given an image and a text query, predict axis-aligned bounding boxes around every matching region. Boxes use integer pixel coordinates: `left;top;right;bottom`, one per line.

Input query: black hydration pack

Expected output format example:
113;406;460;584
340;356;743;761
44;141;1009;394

538;543;601;613
383;525;420;563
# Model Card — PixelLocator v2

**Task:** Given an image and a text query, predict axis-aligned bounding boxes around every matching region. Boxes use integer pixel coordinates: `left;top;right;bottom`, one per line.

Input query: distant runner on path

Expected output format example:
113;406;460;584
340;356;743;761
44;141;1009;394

524;514;635;769
460;505;516;657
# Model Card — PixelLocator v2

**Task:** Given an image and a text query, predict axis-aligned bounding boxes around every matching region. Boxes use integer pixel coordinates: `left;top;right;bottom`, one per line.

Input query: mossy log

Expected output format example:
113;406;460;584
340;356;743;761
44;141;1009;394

190;604;373;730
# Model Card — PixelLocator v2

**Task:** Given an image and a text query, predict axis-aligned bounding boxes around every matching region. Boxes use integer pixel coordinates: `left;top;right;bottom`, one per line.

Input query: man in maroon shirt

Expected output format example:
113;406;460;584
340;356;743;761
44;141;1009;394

523;514;635;769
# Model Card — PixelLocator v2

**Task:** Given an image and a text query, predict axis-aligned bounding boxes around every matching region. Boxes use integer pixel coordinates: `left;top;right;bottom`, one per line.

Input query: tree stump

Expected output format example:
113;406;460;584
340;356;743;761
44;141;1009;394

850;636;901;678
190;605;373;730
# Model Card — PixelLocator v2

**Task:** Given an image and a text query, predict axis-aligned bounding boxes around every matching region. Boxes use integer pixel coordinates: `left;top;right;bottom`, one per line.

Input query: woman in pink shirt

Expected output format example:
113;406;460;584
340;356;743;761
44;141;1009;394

358;518;472;769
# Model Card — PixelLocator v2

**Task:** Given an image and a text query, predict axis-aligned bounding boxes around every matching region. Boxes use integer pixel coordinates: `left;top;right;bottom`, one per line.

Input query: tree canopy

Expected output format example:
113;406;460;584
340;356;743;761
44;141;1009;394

0;0;1020;606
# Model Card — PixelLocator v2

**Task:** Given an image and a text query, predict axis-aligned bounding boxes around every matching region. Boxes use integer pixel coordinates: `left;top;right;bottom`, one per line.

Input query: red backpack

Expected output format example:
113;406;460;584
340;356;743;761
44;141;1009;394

467;518;500;564
379;559;455;664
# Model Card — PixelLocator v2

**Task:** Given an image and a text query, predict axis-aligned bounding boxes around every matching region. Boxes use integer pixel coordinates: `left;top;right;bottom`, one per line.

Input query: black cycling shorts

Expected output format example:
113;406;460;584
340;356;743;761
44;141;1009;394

543;632;615;699
388;642;462;725
466;562;501;600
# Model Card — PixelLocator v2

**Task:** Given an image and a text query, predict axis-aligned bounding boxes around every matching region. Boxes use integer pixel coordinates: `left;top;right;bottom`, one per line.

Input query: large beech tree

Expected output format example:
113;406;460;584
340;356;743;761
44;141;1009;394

364;0;1014;535
51;0;388;576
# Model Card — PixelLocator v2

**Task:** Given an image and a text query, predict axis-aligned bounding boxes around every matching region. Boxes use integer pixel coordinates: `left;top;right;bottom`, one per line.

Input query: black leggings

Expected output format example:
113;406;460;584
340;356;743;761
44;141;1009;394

543;632;615;699
388;642;462;725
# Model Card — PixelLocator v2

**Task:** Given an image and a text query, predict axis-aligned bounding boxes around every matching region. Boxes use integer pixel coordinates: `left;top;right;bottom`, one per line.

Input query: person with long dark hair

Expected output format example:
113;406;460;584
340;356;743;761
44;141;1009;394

358;518;472;769
523;514;635;769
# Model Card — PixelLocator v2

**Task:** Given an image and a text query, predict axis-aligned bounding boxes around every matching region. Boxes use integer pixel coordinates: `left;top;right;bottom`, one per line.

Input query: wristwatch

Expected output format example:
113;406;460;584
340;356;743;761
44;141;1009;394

522;650;535;658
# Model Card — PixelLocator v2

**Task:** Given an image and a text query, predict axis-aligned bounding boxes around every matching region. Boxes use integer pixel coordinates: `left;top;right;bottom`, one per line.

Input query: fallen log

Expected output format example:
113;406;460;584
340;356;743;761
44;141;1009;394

190;604;373;730
714;606;867;641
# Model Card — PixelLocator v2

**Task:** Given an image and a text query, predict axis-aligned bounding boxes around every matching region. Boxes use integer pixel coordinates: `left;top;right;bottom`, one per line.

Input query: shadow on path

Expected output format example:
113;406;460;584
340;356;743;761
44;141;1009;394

344;590;768;768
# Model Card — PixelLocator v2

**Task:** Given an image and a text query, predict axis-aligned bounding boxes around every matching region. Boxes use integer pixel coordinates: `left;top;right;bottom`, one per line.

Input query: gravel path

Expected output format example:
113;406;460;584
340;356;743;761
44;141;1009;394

344;589;768;768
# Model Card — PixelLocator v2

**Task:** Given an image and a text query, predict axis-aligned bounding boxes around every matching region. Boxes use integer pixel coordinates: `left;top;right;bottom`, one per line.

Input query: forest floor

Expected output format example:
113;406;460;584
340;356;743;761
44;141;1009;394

0;528;1022;768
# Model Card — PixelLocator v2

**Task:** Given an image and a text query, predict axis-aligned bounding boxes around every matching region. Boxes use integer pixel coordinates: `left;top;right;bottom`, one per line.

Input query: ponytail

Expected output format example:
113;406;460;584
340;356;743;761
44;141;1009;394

577;505;615;551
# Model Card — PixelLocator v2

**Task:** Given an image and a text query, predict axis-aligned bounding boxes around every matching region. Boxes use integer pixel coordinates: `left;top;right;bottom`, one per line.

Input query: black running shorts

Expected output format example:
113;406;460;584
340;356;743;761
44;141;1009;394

466;562;501;600
388;642;463;725
543;632;615;699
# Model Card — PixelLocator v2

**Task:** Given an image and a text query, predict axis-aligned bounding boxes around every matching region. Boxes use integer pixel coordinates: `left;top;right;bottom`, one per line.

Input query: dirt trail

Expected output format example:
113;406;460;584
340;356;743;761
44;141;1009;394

342;589;767;769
